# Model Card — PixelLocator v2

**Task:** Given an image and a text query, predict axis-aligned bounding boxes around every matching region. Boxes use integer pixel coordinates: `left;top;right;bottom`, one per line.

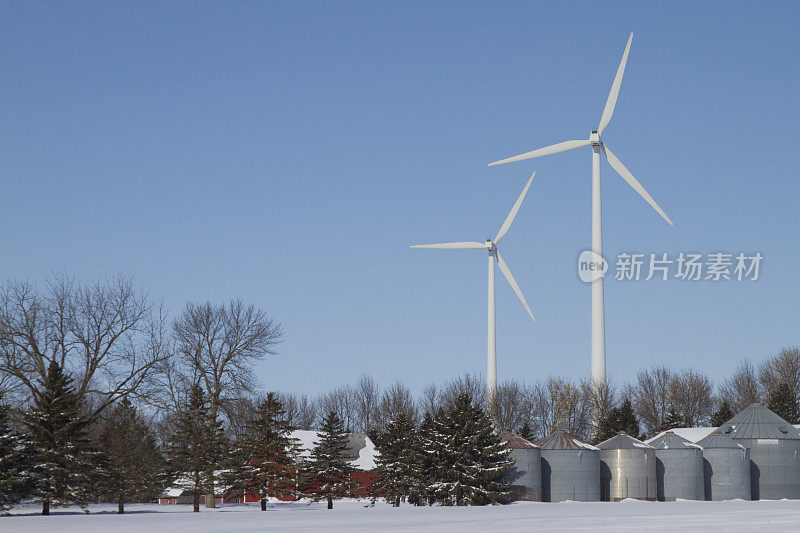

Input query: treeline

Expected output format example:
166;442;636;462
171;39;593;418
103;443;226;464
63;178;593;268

1;275;799;515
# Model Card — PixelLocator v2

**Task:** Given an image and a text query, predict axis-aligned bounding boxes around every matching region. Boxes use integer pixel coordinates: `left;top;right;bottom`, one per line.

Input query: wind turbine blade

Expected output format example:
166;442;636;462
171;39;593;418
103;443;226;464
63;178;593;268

410;242;485;249
496;251;535;323
598;33;633;136
488;140;591;167
603;144;673;226
495;172;535;243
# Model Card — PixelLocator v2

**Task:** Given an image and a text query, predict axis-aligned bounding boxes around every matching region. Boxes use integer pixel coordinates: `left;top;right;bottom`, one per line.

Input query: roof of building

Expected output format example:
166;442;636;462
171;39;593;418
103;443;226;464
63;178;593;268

695;430;748;450
717;402;800;440
499;430;540;449
646;427;716;444
290;429;377;470
648;430;703;450
535;430;599;451
597;431;654;450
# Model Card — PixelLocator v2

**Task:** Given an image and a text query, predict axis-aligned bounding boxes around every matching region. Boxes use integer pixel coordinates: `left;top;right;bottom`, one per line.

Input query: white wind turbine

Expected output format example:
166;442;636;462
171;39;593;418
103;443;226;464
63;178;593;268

411;172;536;405
487;33;673;390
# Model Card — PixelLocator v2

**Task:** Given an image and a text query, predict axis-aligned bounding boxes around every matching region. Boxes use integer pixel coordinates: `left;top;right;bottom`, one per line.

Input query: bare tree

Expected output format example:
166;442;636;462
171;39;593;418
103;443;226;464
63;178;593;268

492;380;531;433
172;299;282;507
375;381;418;431
354;374;380;433
719;359;762;414
589;379;616;438
419;383;438;417
438;374;486;411
279;392;317;430
669;369;714;427
528;377;588;440
759;347;800;403
632;366;674;437
317;385;357;432
0;275;168;417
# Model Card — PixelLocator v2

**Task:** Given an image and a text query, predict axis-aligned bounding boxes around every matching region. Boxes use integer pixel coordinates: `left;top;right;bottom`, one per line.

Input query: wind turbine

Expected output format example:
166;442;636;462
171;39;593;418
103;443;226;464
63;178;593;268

487;33;672;390
411;172;536;405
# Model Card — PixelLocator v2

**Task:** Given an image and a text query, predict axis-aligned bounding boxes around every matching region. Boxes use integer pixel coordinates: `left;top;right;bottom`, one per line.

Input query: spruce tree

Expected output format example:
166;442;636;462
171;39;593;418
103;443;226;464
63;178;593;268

24;361;100;515
518;421;534;441
372;412;423;507
660;407;684;431
593;399;641;443
427;393;513;506
309;410;354;509
234;393;302;510
768;383;800;424
710;401;734;427
99;398;166;513
416;411;440;506
0;399;34;514
168;385;224;512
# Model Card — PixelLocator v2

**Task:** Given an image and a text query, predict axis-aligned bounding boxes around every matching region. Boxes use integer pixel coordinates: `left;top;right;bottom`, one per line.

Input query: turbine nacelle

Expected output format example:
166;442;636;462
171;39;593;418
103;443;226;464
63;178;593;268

589;130;601;146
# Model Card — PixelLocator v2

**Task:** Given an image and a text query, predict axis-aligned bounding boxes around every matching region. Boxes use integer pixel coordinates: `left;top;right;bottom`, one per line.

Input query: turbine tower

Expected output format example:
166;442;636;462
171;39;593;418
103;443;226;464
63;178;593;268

487;33;673;389
411;173;536;406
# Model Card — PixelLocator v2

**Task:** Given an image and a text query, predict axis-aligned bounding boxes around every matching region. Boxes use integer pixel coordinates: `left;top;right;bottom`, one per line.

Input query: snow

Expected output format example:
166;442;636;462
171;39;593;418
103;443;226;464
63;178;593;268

7;499;800;532
351;436;377;470
646;427;716;444
289;429;377;470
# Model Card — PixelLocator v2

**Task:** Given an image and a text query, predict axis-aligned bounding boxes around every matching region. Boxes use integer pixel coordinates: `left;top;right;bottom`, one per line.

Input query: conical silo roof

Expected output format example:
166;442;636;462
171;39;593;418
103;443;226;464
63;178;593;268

499;430;540;449
648;430;702;450
716;402;800;440
536;430;599;450
695;430;747;450
597;431;654;450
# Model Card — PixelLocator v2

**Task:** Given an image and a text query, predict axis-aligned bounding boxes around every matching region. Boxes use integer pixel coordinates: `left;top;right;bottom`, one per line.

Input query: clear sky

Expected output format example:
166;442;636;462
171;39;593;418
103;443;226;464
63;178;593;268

1;1;798;397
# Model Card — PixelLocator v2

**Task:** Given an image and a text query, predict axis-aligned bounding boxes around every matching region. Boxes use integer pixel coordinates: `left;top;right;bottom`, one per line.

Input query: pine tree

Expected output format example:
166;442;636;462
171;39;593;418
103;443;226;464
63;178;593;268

710;401;734;427
167;385;225;512
518;421;534;442
427;393;513;506
416;411;439;506
768;383;800;424
99;398;166;513
660;407;684;431
24;361;101;515
232;393;302;511
309;410;354;509
0;399;34;514
593;398;641;443
372;412;424;507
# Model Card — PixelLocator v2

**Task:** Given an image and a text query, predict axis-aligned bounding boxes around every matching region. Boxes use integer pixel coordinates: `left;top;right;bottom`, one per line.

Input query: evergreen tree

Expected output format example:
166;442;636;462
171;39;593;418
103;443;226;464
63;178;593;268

99;398;166;513
0;399;34;514
427;393;513;506
372;412;424;507
660;407;684;431
518;421;534;442
593;399;641;443
24;361;101;515
233;393;302;511
768;383;800;424
710;401;734;427
309;410;354;509
415;411;439;506
167;385;224;512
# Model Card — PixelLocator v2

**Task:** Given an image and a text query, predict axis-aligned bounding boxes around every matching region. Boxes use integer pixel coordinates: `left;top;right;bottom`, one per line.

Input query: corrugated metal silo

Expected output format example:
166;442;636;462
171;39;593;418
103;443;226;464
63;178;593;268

598;431;657;501
695;430;751;501
716;402;800;500
649;431;704;501
536;430;600;502
500;431;542;501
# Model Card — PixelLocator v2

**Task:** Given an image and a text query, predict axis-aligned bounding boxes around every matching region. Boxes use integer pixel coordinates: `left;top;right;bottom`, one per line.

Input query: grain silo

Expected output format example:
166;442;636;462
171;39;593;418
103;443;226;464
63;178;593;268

649;431;704;501
695;430;751;501
598;431;657;501
716;402;800;500
500;431;542;501
536;430;600;502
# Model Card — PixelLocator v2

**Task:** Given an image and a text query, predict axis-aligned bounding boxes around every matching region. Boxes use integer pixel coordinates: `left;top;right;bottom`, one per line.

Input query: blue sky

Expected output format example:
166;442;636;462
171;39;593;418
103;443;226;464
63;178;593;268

1;1;798;397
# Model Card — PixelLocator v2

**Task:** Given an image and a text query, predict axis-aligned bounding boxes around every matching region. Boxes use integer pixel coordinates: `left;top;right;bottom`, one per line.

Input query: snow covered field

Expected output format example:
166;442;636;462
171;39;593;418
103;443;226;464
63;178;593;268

6;499;800;532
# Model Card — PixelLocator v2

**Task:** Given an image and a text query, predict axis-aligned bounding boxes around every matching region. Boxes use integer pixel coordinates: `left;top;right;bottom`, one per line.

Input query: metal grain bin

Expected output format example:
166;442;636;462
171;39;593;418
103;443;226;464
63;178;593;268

536;430;600;502
598;431;657;501
717;402;800;500
500;431;542;501
649;431;704;501
695;430;751;501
